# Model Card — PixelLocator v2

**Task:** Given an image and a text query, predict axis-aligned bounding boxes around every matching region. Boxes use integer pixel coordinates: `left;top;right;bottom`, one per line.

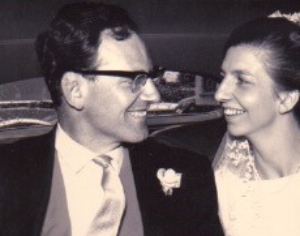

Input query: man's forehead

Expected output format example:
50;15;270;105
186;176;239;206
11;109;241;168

96;30;152;71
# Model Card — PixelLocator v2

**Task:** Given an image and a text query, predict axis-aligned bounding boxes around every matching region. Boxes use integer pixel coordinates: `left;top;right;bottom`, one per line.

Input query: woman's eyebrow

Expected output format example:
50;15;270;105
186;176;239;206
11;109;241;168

233;69;252;77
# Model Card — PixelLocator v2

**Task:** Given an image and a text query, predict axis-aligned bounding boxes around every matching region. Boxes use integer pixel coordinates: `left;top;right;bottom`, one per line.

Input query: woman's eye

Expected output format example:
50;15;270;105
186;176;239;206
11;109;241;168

218;75;225;83
219;72;225;82
237;76;250;86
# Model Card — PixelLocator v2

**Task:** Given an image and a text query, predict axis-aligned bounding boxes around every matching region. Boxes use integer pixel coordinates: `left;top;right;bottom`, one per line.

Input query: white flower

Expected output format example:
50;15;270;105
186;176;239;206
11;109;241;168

157;168;182;196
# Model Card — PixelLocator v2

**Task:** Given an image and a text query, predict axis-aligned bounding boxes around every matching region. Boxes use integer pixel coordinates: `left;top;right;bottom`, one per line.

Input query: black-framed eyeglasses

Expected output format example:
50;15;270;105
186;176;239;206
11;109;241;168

73;68;164;93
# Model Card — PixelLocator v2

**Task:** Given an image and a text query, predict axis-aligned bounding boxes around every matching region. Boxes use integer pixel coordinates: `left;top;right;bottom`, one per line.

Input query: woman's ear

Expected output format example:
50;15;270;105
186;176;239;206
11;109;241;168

278;90;300;114
61;72;86;110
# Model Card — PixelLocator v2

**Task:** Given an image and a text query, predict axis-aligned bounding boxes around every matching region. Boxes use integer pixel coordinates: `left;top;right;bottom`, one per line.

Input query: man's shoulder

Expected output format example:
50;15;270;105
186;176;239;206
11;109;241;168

129;137;198;155
129;138;223;236
0;129;53;147
128;137;212;171
0;129;55;165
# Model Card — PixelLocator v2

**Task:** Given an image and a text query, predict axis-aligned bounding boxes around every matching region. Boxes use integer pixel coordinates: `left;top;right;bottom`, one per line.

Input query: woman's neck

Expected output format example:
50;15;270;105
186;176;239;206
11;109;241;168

247;118;300;179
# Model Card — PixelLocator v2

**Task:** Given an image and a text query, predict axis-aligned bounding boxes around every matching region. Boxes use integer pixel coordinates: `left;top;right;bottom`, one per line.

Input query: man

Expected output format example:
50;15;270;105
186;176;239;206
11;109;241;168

0;2;223;236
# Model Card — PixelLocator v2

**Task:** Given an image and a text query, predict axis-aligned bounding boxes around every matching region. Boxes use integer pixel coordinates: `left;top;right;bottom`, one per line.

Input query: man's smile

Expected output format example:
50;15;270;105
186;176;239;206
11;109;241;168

127;110;147;118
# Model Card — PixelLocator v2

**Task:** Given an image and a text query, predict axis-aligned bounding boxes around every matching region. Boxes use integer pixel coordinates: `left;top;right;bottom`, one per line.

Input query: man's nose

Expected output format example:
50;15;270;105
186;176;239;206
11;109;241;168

139;79;161;103
214;78;235;103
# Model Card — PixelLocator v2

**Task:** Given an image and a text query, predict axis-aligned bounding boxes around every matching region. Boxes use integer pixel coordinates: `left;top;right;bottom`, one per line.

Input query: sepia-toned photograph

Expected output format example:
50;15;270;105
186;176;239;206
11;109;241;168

0;0;300;235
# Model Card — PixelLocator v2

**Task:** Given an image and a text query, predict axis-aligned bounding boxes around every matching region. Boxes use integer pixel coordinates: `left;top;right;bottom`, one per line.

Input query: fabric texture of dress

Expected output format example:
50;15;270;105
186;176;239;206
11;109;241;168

214;134;300;236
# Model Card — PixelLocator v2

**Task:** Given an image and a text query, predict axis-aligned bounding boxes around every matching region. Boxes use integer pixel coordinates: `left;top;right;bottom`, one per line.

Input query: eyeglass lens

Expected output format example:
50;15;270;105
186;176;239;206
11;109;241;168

132;74;148;93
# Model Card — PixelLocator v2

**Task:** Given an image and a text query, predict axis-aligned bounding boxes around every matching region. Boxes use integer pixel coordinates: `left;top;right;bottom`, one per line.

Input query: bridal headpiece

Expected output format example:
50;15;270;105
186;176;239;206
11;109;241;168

268;10;300;26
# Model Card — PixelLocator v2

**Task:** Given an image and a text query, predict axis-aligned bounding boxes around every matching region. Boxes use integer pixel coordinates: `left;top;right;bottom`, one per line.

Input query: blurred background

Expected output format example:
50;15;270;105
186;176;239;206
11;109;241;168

1;0;299;83
0;0;299;159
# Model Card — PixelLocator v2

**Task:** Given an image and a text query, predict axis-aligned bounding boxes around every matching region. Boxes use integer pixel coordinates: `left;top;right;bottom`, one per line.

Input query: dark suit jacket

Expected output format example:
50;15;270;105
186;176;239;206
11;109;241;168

0;129;223;236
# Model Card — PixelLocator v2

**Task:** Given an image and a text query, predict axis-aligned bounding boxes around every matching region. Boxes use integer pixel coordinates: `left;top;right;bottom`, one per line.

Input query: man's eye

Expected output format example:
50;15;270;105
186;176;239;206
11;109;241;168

119;79;133;87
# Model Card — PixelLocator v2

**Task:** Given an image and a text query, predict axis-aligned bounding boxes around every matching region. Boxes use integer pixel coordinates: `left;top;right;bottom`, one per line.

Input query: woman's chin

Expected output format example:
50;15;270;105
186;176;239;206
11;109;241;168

227;125;248;138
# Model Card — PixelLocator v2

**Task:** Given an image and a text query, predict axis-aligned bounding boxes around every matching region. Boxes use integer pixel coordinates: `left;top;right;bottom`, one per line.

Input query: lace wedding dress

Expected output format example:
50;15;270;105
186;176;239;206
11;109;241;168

213;134;300;236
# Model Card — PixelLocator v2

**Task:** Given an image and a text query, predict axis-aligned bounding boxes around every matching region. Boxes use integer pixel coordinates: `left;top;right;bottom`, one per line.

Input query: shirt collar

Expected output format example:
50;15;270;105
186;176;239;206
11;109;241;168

55;124;125;174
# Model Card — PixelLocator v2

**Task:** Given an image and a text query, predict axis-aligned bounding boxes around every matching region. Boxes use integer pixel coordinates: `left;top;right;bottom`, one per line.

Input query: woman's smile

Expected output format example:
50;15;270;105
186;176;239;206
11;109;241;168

223;107;245;116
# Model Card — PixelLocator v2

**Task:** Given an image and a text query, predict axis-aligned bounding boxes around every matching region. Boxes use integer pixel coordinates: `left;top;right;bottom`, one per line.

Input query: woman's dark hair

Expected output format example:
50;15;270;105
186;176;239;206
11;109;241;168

224;17;300;120
35;2;137;106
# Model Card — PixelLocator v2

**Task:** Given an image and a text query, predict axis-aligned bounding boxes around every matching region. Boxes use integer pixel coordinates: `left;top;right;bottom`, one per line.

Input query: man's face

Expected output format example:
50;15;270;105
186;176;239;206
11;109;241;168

81;32;160;146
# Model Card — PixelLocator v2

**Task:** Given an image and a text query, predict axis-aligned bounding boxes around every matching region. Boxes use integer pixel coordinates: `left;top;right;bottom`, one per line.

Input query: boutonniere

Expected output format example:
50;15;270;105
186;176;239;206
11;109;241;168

157;168;182;196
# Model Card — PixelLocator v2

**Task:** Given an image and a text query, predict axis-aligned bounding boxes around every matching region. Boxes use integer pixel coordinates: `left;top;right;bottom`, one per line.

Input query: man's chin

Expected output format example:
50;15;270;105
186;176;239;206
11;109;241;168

124;129;149;143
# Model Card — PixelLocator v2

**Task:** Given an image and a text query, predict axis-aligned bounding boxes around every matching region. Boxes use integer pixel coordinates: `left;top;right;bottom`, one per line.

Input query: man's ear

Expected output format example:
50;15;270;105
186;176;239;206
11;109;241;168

61;72;85;110
278;90;300;114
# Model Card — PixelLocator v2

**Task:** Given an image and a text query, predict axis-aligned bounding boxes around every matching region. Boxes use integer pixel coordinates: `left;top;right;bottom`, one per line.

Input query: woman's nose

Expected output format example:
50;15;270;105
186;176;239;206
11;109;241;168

140;79;161;103
214;78;234;103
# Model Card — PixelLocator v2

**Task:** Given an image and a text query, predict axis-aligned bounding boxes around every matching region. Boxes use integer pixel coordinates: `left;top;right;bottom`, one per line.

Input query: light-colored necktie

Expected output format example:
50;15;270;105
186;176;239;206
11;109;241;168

88;155;126;236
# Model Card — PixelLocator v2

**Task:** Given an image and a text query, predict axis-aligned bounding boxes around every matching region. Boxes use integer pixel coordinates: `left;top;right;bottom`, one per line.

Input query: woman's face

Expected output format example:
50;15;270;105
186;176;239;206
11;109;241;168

215;45;280;138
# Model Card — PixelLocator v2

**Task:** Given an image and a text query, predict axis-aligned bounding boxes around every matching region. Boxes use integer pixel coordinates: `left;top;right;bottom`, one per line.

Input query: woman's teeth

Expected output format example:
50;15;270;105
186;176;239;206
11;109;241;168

224;108;245;116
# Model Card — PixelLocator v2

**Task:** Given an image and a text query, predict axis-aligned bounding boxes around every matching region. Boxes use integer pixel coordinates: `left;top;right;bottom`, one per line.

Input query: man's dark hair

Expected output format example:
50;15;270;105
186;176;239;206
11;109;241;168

35;2;137;106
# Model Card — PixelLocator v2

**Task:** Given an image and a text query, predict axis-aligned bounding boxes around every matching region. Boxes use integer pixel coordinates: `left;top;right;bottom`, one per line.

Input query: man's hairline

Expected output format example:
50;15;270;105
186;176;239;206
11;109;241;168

95;29;149;70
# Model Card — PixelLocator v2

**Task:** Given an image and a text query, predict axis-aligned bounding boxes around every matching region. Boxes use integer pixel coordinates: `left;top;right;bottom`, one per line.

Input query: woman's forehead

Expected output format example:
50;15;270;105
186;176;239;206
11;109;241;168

223;45;272;73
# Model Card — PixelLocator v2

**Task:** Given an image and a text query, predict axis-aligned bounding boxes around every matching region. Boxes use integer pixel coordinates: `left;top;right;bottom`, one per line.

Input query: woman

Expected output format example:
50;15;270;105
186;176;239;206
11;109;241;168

214;16;300;236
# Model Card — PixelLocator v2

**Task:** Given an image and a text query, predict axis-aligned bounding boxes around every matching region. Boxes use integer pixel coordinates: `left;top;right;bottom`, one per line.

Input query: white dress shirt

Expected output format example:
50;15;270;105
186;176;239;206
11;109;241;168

49;125;124;236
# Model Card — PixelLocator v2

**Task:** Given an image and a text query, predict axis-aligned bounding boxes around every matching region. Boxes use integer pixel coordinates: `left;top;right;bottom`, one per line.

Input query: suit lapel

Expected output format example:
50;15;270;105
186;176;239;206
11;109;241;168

128;141;170;236
32;130;56;235
0;129;56;236
128;141;165;205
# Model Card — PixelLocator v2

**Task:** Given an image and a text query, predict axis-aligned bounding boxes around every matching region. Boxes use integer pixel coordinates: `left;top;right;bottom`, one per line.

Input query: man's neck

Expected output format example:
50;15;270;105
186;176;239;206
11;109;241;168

57;123;121;154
